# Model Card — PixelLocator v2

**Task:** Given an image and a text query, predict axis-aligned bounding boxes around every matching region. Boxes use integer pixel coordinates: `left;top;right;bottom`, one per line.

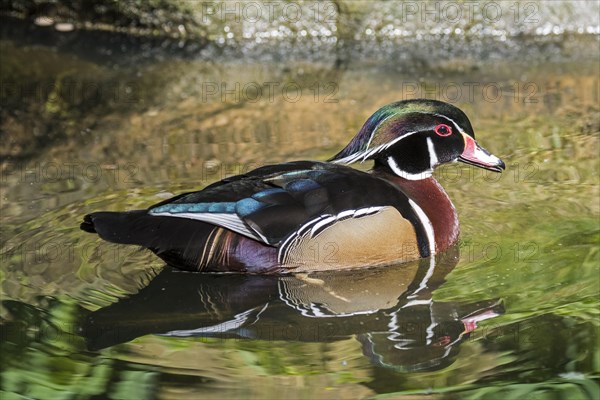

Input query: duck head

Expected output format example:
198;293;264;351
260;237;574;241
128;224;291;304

330;99;505;180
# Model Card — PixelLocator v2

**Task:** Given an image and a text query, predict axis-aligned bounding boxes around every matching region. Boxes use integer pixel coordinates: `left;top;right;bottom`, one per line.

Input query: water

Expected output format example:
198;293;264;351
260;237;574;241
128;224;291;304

1;14;599;400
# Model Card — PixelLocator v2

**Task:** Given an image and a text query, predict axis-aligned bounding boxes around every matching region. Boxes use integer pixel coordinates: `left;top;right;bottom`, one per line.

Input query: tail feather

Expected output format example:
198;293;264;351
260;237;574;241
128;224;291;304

81;211;153;246
80;214;97;233
80;211;216;270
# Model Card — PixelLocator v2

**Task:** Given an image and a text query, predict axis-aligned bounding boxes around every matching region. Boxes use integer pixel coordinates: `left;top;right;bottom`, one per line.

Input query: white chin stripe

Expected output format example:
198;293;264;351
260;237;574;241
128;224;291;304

387;156;432;181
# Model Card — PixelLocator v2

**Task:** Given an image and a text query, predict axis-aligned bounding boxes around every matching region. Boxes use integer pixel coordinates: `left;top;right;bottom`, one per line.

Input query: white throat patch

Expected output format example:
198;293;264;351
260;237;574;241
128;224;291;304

387;156;433;181
385;136;440;181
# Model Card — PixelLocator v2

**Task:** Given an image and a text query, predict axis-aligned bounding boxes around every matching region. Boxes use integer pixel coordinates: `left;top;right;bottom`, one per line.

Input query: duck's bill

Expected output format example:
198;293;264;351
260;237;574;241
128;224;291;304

459;134;505;172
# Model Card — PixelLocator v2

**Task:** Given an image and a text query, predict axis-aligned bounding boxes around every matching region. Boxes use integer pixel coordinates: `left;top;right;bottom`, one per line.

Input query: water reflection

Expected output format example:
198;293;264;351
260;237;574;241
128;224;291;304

83;247;503;371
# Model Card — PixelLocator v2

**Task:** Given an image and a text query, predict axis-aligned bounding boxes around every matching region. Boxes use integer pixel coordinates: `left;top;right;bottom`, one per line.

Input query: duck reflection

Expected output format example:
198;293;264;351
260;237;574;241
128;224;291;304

82;247;503;371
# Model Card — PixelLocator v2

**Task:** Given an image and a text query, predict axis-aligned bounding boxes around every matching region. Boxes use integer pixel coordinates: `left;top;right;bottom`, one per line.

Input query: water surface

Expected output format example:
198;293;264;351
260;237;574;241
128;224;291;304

1;16;599;400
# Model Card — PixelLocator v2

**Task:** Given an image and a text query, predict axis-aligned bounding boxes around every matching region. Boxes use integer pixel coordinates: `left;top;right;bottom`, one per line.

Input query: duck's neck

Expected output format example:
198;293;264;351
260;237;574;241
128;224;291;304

372;165;459;253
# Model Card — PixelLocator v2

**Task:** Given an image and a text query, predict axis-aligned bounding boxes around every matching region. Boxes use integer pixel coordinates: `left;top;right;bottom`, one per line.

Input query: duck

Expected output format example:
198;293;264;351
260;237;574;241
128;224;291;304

81;99;504;273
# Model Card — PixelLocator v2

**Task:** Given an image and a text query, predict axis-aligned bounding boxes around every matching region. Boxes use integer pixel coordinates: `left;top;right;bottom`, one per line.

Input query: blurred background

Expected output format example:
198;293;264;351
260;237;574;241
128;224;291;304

1;1;599;399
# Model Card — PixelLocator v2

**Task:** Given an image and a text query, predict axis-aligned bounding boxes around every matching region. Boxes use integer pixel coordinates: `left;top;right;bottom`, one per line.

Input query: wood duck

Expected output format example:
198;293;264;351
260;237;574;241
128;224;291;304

81;99;504;273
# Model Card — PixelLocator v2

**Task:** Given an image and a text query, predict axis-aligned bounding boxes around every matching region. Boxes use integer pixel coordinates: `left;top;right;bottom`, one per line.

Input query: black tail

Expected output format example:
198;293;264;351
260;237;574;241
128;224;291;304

81;211;153;246
80;211;216;270
80;214;98;233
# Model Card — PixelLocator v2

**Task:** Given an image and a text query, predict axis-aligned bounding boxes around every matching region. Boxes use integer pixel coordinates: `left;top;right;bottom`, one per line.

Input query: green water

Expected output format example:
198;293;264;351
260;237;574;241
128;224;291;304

1;16;599;400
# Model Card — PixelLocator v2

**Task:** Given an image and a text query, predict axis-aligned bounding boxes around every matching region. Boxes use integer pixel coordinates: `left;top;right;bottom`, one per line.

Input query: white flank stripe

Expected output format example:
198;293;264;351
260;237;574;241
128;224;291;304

277;207;386;264
354;206;383;217
408;199;436;255
297;215;327;235
310;216;337;237
337;209;355;219
353;208;371;217
278;215;324;258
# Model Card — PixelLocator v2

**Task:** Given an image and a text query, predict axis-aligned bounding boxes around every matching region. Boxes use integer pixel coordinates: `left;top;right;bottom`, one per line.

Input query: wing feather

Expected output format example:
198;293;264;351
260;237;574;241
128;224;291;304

145;161;430;254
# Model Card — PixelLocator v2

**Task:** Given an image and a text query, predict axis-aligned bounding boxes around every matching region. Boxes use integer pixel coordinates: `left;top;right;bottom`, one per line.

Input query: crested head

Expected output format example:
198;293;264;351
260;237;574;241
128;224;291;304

330;99;504;180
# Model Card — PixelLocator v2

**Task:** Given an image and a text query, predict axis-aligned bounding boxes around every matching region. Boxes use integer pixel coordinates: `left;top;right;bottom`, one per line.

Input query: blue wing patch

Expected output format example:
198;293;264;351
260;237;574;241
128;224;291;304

284;178;321;193
151;202;237;214
235;198;263;217
151;189;287;218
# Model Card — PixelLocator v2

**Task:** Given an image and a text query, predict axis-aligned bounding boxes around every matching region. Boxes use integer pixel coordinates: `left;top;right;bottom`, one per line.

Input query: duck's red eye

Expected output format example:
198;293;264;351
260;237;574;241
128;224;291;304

435;124;452;137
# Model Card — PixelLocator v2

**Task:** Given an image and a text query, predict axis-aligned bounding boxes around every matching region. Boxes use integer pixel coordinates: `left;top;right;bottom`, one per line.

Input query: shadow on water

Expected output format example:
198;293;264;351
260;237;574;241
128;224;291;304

81;247;503;372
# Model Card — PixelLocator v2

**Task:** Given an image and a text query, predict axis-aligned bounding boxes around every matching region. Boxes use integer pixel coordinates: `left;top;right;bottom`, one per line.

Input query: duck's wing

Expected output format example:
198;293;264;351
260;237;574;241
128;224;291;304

148;161;429;255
